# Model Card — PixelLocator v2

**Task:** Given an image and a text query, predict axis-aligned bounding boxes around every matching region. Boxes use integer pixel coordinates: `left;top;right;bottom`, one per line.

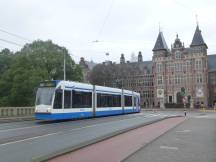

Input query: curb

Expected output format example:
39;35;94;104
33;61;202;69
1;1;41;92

31;115;182;162
0;116;34;123
141;108;216;112
121;116;187;162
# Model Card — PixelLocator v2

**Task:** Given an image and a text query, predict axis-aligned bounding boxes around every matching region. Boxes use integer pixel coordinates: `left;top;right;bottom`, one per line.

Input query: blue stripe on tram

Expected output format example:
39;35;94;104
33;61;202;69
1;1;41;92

35;112;93;120
95;109;123;116
124;109;135;113
35;108;140;120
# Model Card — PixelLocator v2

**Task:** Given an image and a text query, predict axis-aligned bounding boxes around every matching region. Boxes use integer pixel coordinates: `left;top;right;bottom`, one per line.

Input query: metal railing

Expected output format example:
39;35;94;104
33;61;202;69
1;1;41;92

0;107;35;118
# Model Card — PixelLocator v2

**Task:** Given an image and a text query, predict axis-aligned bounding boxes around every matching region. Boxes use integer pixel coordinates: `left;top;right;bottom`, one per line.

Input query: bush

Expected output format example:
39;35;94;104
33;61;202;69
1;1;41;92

165;103;190;108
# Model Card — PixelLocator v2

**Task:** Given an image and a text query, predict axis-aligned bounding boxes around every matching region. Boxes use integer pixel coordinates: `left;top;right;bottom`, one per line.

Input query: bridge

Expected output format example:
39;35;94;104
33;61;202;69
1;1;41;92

0;107;34;118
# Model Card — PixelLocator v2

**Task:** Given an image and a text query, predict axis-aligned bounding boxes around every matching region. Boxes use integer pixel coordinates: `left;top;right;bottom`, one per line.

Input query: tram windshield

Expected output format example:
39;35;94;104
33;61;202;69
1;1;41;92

36;87;55;106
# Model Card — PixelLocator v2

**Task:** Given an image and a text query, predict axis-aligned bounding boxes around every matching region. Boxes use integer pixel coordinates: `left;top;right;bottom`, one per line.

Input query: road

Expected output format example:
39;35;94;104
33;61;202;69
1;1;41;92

48;117;185;162
123;112;216;162
0;111;181;162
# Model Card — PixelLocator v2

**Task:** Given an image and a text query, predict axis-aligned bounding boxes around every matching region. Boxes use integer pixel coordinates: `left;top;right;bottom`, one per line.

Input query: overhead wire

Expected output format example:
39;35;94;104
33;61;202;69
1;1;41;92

0;38;24;47
95;0;115;42
0;28;32;42
0;27;31;51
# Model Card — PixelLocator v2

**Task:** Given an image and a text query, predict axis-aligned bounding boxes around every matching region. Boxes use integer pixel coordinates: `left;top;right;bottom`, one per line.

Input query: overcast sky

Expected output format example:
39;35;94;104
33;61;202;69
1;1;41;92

0;0;216;63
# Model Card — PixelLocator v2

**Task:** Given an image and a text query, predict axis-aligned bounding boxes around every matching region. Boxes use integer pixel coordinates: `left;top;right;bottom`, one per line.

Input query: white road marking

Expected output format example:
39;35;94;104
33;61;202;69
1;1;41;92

0;121;36;130
143;114;161;117
0;132;60;147
176;129;191;133
160;146;179;150
194;115;208;118
0;125;44;133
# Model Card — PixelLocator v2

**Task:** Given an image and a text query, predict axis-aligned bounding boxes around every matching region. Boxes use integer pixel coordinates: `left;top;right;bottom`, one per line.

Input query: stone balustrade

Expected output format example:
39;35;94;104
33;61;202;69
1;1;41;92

0;107;35;118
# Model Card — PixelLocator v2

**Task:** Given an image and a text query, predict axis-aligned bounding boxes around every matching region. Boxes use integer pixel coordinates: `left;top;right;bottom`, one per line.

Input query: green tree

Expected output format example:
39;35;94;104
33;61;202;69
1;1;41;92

0;48;13;76
89;63;118;86
0;40;83;106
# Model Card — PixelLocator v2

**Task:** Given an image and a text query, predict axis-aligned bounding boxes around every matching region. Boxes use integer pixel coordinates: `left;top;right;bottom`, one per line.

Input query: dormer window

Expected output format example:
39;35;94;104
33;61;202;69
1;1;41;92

175;51;181;59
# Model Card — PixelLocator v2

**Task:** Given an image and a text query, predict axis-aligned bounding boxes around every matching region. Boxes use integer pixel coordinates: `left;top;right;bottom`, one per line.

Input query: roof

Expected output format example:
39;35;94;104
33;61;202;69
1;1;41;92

153;32;168;51
190;25;207;48
57;80;136;94
208;54;216;71
122;61;153;74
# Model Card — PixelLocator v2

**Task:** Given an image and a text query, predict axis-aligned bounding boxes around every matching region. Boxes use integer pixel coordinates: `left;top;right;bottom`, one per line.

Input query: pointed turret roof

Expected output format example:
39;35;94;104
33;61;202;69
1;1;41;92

153;32;168;51
190;25;207;48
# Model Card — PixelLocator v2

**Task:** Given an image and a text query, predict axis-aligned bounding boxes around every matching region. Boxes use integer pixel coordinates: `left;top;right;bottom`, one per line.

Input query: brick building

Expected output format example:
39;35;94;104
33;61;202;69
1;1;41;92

153;25;208;108
118;53;154;108
207;55;216;107
100;52;154;108
84;24;216;108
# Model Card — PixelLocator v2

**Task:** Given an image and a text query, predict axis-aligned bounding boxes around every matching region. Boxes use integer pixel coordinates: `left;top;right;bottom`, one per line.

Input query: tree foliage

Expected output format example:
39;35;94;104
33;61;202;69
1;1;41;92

89;63;116;86
89;63;126;87
89;62;143;89
0;48;13;76
0;40;83;106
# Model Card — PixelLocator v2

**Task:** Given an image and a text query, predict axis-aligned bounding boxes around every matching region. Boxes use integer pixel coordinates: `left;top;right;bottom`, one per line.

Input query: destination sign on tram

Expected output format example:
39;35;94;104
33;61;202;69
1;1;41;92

39;81;56;87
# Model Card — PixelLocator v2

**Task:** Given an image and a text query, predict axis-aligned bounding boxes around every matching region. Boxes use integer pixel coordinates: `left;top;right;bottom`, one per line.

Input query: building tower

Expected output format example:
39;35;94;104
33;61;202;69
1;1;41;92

120;53;125;64
152;31;169;108
138;51;143;62
190;25;208;107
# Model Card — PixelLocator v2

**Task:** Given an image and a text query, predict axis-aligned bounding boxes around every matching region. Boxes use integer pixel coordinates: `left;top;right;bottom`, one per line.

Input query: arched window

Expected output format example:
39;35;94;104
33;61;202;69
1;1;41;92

175;51;181;59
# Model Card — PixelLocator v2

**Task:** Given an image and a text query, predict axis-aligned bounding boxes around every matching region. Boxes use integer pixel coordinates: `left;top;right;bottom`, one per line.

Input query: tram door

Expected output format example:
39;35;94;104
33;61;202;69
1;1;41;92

133;96;137;111
134;96;139;111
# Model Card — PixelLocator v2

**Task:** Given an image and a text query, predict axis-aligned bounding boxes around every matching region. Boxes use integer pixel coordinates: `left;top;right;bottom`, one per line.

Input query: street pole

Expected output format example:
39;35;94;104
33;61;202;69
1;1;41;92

64;52;66;81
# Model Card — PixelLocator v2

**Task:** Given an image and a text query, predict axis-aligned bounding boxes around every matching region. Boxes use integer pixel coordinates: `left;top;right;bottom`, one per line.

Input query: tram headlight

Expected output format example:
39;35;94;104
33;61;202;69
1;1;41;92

47;108;51;113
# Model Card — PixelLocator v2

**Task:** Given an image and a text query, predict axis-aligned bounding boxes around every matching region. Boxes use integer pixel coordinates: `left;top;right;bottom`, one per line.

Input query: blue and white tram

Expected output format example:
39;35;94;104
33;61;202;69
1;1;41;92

35;80;140;120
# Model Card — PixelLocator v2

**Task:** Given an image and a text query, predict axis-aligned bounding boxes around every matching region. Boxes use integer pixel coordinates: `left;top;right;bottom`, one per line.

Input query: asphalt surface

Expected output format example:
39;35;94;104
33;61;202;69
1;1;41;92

0;111;181;162
48;117;185;162
123;112;216;162
0;116;34;123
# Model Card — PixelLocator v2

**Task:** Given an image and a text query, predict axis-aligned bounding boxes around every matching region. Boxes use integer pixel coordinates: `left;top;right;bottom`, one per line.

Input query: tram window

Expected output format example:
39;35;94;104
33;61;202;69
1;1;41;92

64;91;71;108
97;94;108;107
54;90;62;109
97;93;121;107
72;91;92;108
113;95;121;107
107;95;113;107
124;95;132;107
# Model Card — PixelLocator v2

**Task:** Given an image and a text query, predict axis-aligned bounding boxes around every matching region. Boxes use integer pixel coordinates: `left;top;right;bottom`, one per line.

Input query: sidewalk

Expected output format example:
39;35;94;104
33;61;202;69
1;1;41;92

123;117;216;162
